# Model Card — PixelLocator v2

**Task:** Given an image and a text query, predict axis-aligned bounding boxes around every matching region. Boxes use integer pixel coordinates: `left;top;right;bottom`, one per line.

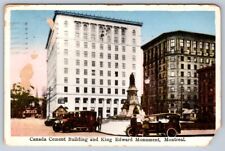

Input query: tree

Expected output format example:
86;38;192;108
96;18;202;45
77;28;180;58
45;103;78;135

11;83;38;118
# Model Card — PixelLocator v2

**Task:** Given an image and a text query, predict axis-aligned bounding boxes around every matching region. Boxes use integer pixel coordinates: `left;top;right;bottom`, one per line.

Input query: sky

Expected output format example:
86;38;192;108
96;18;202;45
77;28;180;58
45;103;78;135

9;10;215;97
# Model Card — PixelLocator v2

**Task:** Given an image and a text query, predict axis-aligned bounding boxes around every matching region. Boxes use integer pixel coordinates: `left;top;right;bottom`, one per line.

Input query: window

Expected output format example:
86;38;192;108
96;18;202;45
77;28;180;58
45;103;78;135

100;61;103;67
100;70;103;76
187;72;191;77
132;47;136;53
84;42;88;48
100;53;104;59
64;20;68;27
187;57;191;62
108;62;111;68
107;88;111;94
114;27;118;34
122;46;126;52
181;71;184;77
194;64;197;70
64;86;68;92
170;56;175;62
106;107;110;113
75;98;80;103
132;55;136;61
187;79;191;85
170;39;175;47
108;44;111;51
76;41;80;48
84;60;88;66
76;69;80;75
91;52;96;58
186;40;191;47
115;63;119;68
115;46;118;51
108;80;111;85
107;99;111;104
84;51;88;57
75;107;79;111
83;107;87;111
76;60;80;66
76;50;80;57
84;78;88;84
211;43;215;50
84;69;88;75
187;64;191;70
132;64;136;70
91;98;95;104
181;64;184;69
92;61;95;67
64;49;68;55
179;39;184;47
114;99;118;104
92;79;95;84
92;88;95;93
122;80;126;86
132;39;136;45
115;89;118;94
199;42;203;49
100;79;103;85
122;55;126;60
122;63;126;69
64;77;68;83
115;54;119;60
76;87;79;93
64;68;68;74
76;78;79;84
84;87;88;93
171;71;175;77
132;30;136;36
92;43;96;49
108;71;111;77
122;89;126;94
193;41;197;48
92;70;95;76
108;53;111;59
99;88;103;94
122;37;126;44
115;80;118;86
83;98;88;104
115;71;118;77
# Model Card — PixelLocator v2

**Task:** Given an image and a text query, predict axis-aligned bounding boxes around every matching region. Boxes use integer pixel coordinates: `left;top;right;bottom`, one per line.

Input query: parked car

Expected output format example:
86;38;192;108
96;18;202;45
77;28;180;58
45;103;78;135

44;118;57;126
52;111;98;132
126;113;181;137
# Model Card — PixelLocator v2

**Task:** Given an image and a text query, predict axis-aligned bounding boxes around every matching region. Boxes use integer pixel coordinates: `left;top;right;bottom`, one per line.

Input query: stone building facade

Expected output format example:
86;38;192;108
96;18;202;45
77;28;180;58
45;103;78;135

46;11;143;118
141;30;215;115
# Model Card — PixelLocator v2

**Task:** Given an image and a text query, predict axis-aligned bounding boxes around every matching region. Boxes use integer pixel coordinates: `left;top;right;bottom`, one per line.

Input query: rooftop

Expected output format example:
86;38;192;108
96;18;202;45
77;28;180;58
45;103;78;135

54;10;143;26
141;30;215;50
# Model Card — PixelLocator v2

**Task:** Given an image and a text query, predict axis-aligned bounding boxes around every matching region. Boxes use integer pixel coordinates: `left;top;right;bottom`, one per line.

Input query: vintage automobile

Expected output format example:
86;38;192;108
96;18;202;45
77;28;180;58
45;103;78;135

126;113;181;137
44;117;58;126
52;111;98;132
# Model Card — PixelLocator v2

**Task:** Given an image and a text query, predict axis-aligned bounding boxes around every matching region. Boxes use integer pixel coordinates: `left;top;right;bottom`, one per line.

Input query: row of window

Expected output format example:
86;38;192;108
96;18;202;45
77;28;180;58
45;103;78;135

64;20;137;36
170;71;198;78
169;79;198;85
63;63;136;74
64;86;127;95
74;97;126;104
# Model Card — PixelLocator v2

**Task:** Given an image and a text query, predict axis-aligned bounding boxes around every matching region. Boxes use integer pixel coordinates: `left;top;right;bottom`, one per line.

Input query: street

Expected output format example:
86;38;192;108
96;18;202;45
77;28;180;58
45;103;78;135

11;118;108;136
11;118;215;137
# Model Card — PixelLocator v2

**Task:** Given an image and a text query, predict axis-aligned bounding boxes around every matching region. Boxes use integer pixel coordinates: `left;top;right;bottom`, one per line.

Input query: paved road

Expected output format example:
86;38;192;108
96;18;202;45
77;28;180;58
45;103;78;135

11;118;108;136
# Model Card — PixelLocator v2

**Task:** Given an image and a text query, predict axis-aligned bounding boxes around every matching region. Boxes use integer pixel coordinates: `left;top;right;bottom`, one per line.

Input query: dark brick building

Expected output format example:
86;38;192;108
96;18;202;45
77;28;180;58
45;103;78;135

141;30;215;115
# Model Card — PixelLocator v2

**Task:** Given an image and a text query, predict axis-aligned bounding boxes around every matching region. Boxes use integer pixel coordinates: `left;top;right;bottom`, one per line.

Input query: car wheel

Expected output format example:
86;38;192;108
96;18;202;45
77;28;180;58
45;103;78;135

62;125;71;133
126;126;135;137
53;124;61;132
166;128;177;137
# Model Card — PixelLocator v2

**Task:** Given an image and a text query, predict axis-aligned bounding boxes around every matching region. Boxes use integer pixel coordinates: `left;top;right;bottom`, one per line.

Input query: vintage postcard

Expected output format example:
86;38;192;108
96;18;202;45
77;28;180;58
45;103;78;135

4;4;221;146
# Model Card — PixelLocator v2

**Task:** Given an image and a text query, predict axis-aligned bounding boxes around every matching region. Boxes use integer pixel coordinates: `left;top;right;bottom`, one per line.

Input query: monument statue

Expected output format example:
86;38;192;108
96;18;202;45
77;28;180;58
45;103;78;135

130;73;135;87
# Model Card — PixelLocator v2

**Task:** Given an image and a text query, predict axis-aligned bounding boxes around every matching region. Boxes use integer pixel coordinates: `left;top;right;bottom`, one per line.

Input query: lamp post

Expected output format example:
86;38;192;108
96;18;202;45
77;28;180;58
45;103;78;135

180;81;184;118
144;77;150;115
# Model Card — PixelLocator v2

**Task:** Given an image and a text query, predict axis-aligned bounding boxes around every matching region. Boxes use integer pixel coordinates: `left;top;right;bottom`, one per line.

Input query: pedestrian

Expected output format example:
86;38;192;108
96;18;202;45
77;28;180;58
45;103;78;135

97;116;102;131
131;114;138;136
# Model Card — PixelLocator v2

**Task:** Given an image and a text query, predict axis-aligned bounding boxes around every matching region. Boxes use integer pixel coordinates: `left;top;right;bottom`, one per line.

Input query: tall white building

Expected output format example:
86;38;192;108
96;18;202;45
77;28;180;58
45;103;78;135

46;11;143;118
